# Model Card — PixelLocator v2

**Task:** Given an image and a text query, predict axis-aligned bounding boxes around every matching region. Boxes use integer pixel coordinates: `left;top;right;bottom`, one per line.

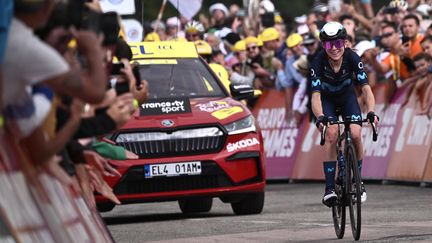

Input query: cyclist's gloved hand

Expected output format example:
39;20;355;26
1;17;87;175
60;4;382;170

367;111;379;123
315;115;328;128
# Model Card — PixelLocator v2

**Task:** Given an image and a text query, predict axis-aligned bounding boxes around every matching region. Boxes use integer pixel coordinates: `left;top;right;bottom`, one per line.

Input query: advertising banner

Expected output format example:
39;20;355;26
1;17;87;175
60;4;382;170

291;121;326;180
386;92;432;181
422;148;432;183
361;85;406;179
252;90;306;179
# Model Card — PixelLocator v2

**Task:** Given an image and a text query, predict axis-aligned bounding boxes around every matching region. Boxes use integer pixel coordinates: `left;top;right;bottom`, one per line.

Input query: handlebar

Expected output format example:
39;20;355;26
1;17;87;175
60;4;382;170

320;119;378;146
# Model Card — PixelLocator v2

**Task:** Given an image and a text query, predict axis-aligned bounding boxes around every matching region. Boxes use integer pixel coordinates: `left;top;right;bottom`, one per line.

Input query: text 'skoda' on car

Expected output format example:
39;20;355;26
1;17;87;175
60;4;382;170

96;42;266;215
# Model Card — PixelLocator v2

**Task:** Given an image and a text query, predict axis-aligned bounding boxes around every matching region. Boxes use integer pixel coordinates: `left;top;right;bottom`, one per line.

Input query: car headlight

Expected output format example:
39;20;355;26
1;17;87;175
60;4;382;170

224;115;256;135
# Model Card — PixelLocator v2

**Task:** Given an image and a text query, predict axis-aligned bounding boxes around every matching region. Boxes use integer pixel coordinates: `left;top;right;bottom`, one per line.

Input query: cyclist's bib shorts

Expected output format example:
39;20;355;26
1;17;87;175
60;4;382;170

321;88;362;126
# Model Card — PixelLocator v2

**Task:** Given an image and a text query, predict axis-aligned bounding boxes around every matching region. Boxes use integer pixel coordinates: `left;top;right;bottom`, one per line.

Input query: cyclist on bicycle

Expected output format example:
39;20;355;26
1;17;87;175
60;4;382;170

310;22;379;206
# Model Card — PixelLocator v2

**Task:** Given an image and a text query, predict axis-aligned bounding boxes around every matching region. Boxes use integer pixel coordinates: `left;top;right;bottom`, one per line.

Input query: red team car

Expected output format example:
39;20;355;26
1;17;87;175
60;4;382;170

96;42;266;215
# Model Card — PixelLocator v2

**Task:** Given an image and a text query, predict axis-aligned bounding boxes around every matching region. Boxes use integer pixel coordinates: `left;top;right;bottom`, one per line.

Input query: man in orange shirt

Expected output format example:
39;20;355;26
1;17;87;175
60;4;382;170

366;22;410;103
368;22;410;82
401;14;424;59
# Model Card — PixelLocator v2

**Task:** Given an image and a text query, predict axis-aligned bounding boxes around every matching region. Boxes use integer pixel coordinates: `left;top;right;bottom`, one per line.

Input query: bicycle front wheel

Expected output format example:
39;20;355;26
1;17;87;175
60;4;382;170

332;183;345;239
345;144;361;240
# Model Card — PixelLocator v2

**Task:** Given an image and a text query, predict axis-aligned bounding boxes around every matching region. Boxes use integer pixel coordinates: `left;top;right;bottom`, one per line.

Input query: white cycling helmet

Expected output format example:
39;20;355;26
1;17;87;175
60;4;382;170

319;22;347;42
185;21;205;33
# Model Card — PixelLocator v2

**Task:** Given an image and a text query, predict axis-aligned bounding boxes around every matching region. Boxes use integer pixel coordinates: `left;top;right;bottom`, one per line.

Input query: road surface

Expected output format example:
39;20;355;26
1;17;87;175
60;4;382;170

103;182;432;242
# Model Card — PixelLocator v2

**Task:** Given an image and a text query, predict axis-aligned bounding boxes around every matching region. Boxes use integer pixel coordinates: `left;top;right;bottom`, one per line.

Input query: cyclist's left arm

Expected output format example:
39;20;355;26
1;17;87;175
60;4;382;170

361;85;376;116
350;50;378;124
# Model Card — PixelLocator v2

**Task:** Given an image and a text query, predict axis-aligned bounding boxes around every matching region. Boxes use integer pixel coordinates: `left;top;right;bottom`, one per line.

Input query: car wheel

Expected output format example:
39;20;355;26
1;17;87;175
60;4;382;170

231;192;264;215
97;203;115;213
178;198;213;214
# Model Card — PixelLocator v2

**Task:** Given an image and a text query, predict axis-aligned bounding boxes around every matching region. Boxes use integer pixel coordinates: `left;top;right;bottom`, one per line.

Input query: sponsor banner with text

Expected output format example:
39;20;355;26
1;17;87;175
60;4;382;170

361;84;406;179
253;83;432;183
386;91;432;181
252;90;306;179
291;121;326;180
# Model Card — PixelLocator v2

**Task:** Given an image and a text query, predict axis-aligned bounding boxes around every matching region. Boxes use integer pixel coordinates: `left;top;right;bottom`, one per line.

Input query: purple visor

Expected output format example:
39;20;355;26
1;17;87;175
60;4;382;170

322;39;345;50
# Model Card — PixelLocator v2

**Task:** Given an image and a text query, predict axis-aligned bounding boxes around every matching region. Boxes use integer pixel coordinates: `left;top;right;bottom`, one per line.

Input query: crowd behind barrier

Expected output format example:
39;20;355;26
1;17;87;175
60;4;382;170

252;82;432;184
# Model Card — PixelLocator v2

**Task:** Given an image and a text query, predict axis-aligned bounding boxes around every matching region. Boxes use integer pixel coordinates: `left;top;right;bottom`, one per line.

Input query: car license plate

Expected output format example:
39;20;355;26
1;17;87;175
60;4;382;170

144;161;202;178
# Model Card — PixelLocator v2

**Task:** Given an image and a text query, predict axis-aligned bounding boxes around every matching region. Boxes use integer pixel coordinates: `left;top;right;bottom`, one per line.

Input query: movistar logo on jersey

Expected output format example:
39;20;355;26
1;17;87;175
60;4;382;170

327;167;335;172
357;71;367;81
312;79;321;87
351;115;361;121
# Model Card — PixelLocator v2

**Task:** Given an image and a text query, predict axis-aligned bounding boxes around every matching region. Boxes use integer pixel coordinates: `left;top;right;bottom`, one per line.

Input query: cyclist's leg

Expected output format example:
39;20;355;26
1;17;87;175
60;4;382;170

321;95;338;206
350;125;363;171
341;90;367;202
340;89;363;174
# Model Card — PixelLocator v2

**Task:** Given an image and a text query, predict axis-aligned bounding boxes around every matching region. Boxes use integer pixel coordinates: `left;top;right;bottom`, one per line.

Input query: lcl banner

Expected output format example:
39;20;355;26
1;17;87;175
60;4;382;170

252;90;306;179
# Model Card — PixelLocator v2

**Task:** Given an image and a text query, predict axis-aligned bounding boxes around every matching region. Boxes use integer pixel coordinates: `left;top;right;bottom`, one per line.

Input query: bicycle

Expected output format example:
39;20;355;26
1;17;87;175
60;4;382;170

320;116;378;241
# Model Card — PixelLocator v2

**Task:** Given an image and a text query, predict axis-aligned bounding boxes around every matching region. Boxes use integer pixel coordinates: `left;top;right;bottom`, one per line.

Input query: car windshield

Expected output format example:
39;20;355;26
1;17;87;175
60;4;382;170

136;58;226;99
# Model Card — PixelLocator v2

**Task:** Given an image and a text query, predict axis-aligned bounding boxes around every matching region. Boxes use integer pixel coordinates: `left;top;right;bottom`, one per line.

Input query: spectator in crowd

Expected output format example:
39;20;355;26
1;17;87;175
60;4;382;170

208;3;230;32
244;36;270;90
166;16;184;40
412;53;431;106
339;14;357;41
421;36;432;56
195;40;231;94
4;0;106;138
229;3;240;17
2;0;112;188
150;20;167;41
401;14;425;58
312;2;331;24
307;11;320;37
223;32;242;67
345;34;356;48
205;32;222;51
371;0;408;37
304;33;322;63
401;53;432;108
229;40;255;87
277;33;307;123
185;20;205;42
355;40;378;88
341;3;373;33
426;23;432;37
260;27;283;77
273;15;288;64
144;31;160;42
366;22;410;102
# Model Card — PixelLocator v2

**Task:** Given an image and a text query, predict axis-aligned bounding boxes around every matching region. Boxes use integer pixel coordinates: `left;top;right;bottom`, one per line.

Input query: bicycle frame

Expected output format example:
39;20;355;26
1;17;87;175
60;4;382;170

320;117;378;241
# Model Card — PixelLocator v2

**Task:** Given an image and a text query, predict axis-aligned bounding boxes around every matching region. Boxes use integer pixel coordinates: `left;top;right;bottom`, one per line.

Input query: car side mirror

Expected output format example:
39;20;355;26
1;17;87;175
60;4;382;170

229;83;254;100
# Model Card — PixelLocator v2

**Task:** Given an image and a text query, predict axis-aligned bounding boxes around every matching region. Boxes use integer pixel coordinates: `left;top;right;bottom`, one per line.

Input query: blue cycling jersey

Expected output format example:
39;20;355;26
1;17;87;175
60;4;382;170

309;48;369;95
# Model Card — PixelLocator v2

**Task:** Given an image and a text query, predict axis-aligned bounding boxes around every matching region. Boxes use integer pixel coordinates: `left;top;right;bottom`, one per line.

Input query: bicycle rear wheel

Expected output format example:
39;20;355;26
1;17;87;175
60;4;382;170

345;144;361;240
332;183;345;239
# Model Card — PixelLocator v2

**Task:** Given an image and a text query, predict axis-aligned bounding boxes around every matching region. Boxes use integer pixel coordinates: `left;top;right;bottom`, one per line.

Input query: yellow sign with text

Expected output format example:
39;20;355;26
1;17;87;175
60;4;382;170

129;41;198;59
133;59;178;65
211;106;244;120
